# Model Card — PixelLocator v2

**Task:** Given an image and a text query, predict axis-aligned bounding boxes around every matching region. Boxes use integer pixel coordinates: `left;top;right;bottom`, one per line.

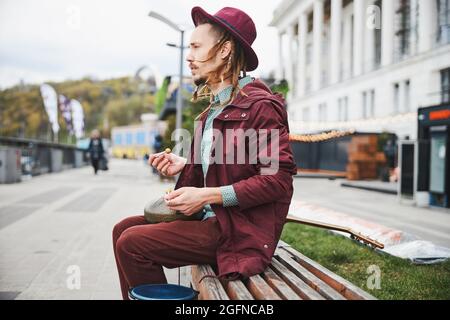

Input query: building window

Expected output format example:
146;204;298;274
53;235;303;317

370;90;376;117
393;80;411;113
374;0;382;67
404;80;411;111
114;133;122;146
318;103;327;122
362;90;376;119
305;77;312;94
338;97;349;121
362;91;368;119
437;0;450;45
394;83;400;114
302;107;310;122
308;11;314;33
136;131;145;145
306;43;313;65
339;21;345;81
321;71;328;88
441;68;450;103
395;0;412;59
126;132;133;145
322;34;330;87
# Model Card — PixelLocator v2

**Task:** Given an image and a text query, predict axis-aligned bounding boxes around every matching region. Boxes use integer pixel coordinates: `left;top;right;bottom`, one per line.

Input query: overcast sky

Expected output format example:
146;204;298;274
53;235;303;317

0;0;282;89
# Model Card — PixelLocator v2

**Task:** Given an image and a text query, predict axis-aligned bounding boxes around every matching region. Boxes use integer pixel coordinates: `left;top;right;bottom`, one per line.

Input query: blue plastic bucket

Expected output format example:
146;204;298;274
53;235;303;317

129;284;199;300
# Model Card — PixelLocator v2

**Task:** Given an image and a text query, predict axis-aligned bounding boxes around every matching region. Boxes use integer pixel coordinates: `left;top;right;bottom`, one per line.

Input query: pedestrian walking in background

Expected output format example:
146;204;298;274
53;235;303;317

88;129;105;175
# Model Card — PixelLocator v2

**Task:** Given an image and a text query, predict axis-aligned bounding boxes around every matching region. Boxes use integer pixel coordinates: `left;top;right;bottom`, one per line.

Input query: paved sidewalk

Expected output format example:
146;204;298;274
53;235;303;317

0;159;182;300
2;159;449;300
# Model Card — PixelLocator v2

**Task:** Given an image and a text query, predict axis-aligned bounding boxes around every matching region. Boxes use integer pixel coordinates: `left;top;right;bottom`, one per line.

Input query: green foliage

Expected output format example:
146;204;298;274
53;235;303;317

270;79;289;99
161;95;209;151
0;77;155;141
0;86;50;140
281;223;450;300
154;76;171;116
106;94;153;128
163;114;176;151
182;97;209;136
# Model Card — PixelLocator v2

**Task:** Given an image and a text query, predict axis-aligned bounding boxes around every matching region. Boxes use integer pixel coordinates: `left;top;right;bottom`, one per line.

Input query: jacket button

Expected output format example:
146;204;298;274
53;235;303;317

224;114;229;118
263;244;269;249
241;113;246;117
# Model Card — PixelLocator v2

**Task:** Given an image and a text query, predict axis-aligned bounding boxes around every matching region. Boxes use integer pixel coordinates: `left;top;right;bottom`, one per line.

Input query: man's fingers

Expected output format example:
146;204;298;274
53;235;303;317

166;197;182;207
156;158;170;171
150;153;166;167
150;156;161;167
165;188;183;201
149;152;164;164
160;162;171;175
156;158;167;170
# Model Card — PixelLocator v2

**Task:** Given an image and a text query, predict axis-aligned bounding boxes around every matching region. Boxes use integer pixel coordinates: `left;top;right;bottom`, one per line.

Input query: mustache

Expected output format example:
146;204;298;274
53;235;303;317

189;56;213;70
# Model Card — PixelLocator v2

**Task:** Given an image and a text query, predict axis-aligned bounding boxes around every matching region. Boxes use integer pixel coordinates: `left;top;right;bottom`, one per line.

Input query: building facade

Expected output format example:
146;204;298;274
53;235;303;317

111;113;166;159
271;0;450;140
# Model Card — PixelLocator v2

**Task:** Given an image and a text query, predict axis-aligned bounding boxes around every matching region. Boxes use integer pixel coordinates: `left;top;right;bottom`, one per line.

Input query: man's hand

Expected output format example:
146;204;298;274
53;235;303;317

149;151;187;177
164;187;222;216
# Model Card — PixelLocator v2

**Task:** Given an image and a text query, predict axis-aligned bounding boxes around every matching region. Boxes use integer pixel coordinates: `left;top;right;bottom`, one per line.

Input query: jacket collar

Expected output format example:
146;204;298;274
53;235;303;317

212;76;253;106
198;79;284;123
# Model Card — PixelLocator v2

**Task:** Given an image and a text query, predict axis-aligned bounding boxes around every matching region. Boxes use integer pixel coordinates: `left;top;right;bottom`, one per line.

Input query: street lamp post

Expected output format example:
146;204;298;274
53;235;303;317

148;11;185;150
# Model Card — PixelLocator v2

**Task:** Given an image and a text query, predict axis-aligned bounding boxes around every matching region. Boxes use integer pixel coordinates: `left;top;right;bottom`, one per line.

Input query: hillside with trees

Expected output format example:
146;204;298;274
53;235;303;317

0;76;155;143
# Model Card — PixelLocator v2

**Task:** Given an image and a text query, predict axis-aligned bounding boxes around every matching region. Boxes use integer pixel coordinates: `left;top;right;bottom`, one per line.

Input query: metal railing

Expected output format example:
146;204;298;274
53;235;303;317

0;136;88;177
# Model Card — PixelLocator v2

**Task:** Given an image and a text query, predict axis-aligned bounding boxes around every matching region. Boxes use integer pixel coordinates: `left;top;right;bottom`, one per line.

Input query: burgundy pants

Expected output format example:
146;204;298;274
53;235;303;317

112;215;221;300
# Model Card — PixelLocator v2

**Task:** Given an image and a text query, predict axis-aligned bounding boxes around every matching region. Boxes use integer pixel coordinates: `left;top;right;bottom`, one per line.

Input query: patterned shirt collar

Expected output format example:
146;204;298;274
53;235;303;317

212;76;253;106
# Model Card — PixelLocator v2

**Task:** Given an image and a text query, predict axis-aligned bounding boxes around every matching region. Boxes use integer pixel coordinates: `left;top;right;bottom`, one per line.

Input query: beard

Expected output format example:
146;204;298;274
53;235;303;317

194;75;207;87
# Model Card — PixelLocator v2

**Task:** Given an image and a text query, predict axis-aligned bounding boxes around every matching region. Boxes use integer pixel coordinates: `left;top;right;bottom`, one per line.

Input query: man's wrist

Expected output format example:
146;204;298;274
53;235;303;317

203;187;222;205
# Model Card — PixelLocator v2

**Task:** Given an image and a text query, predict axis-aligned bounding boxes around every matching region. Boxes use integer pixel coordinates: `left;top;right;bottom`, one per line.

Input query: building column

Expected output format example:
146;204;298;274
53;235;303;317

353;0;365;76
330;0;343;83
365;1;376;73
381;0;395;66
312;0;324;91
286;25;295;100
418;0;436;53
298;13;308;96
277;32;284;81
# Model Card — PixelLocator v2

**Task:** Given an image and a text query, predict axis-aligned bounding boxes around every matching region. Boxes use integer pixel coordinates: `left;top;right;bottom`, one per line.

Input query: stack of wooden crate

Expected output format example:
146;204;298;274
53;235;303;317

346;135;387;181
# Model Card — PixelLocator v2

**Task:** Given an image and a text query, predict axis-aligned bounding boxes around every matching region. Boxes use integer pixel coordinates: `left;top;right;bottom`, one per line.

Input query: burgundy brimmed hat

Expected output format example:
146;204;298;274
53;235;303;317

191;6;259;71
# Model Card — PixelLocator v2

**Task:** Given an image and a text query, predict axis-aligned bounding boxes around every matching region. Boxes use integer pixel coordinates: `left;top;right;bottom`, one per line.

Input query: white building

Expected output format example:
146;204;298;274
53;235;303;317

270;0;450;140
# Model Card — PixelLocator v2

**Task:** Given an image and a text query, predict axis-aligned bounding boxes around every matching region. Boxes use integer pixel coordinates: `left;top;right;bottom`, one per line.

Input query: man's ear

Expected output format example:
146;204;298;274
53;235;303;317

220;41;232;59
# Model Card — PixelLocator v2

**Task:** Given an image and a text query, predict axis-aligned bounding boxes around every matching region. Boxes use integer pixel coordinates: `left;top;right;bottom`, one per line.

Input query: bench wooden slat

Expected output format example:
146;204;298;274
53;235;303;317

261;267;302;300
281;246;376;300
178;266;192;288
191;265;230;300
270;258;325;300
188;240;375;300
276;250;346;300
246;274;282;300
225;280;254;300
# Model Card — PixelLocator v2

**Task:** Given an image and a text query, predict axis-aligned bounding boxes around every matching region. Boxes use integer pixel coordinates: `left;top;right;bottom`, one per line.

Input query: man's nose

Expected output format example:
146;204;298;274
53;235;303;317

186;50;194;63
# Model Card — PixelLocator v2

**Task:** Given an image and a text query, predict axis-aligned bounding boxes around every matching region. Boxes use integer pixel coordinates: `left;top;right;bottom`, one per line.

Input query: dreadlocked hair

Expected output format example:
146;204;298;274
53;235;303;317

193;20;249;121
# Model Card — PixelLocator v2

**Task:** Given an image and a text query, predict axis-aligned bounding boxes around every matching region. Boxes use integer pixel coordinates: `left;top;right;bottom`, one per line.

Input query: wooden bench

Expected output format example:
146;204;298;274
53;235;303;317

182;241;376;300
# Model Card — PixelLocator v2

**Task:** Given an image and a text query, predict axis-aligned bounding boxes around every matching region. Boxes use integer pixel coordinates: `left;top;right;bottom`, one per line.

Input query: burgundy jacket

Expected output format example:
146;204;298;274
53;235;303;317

174;80;297;280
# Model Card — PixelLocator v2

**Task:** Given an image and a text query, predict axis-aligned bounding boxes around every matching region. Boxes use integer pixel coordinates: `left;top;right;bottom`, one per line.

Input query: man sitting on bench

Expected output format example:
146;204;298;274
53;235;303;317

112;6;297;300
